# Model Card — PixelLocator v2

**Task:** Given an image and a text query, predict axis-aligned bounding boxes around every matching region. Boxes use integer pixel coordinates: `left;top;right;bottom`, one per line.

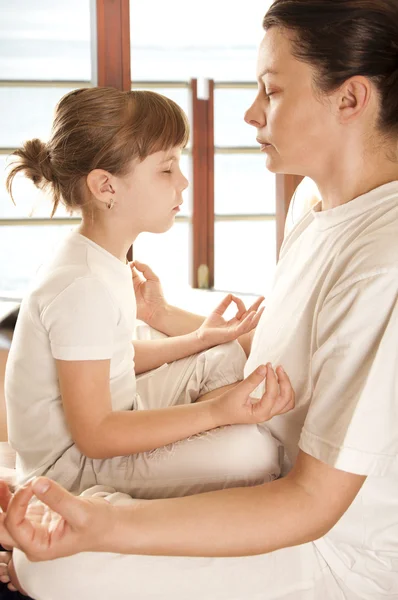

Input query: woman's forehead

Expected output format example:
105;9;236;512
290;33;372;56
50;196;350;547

257;29;310;81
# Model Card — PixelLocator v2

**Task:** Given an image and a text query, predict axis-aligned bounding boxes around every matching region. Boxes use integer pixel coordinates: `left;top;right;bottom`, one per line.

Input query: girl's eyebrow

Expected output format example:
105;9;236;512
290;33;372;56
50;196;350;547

159;156;178;164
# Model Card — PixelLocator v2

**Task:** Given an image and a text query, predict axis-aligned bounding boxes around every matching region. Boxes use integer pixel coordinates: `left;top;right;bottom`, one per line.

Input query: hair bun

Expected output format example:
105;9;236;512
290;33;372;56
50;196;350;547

23;139;55;184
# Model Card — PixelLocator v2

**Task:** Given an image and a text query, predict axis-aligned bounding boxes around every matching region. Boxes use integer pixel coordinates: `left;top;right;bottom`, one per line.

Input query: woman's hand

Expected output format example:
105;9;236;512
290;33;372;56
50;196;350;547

130;261;167;324
0;480;113;562
212;363;295;426
196;294;265;347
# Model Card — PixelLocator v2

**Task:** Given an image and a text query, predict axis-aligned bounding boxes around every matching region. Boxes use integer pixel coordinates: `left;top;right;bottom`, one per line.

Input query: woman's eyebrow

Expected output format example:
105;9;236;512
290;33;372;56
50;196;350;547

258;68;279;80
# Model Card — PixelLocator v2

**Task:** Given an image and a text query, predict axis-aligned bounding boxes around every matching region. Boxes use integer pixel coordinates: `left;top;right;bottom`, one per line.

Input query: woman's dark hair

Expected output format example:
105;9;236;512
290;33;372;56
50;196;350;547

264;0;398;135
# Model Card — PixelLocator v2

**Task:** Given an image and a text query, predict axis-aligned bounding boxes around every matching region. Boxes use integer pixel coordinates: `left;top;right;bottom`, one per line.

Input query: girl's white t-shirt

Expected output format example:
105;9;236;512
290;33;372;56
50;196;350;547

5;231;137;484
245;181;398;598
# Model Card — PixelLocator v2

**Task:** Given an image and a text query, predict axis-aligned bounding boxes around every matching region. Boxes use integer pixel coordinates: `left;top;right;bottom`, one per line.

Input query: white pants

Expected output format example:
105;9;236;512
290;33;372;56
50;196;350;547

44;340;282;497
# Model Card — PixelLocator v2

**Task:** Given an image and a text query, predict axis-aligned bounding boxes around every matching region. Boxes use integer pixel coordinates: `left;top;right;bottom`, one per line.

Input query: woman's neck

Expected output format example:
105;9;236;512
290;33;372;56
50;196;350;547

313;142;398;211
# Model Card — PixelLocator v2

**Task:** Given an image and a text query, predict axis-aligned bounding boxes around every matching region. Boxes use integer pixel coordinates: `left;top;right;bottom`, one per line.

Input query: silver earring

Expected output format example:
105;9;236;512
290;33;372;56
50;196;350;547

107;197;114;210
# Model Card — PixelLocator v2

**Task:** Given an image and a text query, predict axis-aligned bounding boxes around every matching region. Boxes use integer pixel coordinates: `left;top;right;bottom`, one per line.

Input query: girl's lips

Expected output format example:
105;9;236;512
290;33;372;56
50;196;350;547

256;138;272;151
172;206;181;212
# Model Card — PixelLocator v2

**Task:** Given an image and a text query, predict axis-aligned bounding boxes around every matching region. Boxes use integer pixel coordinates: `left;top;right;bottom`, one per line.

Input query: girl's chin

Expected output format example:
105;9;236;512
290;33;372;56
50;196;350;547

147;221;175;235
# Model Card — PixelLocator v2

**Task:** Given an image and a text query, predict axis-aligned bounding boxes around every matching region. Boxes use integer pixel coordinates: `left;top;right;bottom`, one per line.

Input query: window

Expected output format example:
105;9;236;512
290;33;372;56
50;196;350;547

0;0;281;298
130;0;276;295
0;0;92;295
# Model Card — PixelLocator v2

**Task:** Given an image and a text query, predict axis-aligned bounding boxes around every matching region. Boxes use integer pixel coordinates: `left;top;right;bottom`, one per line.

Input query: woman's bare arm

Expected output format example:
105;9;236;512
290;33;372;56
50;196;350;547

0;451;365;562
103;450;366;557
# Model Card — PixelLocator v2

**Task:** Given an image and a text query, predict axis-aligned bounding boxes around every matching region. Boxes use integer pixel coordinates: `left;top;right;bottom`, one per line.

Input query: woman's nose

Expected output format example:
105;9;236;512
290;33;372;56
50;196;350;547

244;97;265;128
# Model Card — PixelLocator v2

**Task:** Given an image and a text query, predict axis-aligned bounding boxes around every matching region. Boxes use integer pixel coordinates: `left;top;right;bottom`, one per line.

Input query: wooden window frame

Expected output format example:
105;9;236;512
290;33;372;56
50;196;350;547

95;3;300;283
191;79;215;289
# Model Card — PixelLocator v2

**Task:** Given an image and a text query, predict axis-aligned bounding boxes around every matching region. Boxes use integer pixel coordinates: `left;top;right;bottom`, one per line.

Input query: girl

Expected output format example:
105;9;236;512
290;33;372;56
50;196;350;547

4;88;293;500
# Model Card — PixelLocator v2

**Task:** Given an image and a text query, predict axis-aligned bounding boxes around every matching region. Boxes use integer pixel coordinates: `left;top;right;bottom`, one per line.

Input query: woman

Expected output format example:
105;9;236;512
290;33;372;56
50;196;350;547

2;1;398;598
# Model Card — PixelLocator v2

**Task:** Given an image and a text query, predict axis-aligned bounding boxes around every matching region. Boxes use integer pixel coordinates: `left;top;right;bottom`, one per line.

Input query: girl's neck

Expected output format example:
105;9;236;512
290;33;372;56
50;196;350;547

78;220;135;263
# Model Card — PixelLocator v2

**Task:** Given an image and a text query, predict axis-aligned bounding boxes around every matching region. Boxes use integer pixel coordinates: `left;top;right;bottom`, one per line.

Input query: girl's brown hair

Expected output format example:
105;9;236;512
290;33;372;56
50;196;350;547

264;0;398;137
6;87;190;216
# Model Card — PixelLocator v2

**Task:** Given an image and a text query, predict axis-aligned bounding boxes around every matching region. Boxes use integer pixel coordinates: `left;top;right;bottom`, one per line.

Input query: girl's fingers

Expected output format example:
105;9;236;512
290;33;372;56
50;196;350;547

132;261;160;282
232;306;264;333
130;266;142;280
230;296;247;320
250;365;295;421
249;306;265;329
230;296;264;323
246;296;265;314
235;365;267;398
276;366;295;406
234;311;256;334
263;364;278;399
212;294;233;317
226;309;254;329
267;367;295;418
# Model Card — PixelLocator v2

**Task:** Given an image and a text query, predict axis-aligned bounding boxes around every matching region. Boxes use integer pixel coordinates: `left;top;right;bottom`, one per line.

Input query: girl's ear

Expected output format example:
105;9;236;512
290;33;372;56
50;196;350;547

86;170;115;209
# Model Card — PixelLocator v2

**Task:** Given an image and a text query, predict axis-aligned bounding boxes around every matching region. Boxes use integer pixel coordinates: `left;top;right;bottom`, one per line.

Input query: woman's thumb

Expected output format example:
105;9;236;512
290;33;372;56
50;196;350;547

32;478;80;524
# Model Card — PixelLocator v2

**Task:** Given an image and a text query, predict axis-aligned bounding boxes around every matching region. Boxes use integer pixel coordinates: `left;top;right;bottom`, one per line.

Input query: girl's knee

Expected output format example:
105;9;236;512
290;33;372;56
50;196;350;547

208;424;281;483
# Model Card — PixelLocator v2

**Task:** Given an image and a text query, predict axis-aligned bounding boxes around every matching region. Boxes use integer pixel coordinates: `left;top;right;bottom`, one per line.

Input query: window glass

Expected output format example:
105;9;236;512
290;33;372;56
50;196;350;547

133;222;190;291
214;220;276;295
214;89;258;147
215;154;275;215
0;86;78;148
130;0;268;82
0;0;91;81
0;224;75;293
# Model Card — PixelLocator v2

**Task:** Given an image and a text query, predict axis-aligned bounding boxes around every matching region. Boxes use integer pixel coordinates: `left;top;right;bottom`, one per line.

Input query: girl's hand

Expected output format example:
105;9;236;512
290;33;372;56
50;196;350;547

197;294;265;347
0;479;113;562
213;363;295;426
130;261;167;324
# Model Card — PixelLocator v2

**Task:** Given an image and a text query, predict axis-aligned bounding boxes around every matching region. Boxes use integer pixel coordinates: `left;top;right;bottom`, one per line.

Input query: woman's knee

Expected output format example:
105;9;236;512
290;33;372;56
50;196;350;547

13;550;55;600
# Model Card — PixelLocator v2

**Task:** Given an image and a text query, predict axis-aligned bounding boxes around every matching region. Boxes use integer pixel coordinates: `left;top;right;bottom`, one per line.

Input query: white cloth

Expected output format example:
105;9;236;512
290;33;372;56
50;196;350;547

5;231;137;484
245;181;398;598
43;339;281;496
5;230;281;498
14;183;398;600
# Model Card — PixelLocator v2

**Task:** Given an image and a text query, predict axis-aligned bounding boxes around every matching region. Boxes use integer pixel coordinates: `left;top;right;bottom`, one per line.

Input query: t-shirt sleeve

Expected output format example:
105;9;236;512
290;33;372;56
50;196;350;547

299;271;398;477
41;277;119;361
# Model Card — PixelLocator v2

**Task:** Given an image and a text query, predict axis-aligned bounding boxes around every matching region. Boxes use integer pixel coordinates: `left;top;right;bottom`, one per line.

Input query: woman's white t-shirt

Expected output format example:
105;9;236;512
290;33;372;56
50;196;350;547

246;181;398;597
5;231;137;484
